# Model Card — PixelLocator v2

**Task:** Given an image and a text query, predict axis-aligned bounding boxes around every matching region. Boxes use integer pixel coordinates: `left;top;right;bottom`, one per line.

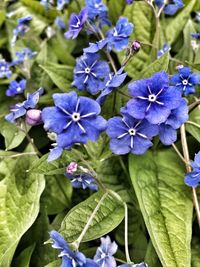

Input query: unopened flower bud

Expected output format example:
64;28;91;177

131;40;141;53
26;109;42;126
176;64;184;70
66;162;78;174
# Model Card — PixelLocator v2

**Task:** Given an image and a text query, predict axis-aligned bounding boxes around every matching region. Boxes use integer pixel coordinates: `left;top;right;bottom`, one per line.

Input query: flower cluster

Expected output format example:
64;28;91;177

11;16;32;46
49;231;148;267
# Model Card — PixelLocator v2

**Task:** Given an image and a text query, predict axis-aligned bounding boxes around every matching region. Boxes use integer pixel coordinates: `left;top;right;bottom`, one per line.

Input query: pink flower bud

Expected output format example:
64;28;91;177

66;162;78;174
26;109;42;126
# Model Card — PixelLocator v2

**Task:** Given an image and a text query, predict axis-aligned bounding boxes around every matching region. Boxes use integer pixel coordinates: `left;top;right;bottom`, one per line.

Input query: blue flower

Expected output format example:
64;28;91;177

73;53;110;94
12;48;37;65
49;230;99;267
127;71;182;124
155;0;184;15
94;236;118;267
6;79;26;97
158;98;188;145
65;172;98;190
171;67;200;96
86;0;108;20
5;88;43;123
191;33;200;40
106;17;133;51
57;0;69;10
185;152;200;187
11;15;32;45
96;68;127;105
84;39;108;53
55;17;66;30
64;8;88;39
42;91;107;161
0;60;12;78
126;0;133;4
106;110;158;155
157;43;171;58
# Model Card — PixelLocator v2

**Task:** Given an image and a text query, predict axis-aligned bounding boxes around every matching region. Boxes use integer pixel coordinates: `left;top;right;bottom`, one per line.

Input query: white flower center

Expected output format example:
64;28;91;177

85;67;91;74
148;94;157;102
72;112;80;122
182;79;188;86
1;66;6;71
94;3;99;8
16;87;21;92
128;128;136;136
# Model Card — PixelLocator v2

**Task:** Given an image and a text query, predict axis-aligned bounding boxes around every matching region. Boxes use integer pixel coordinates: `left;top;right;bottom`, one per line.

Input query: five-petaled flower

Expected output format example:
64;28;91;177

94;236;118;267
49;230;99;267
65;171;98;190
73;53;110;94
185;152;200;187
6;79;26;97
65;8;88;39
106;110;158;155
106;17;133;51
5;88;43;123
11;15;32;46
127;71;182;124
42;91;107;161
171;67;200;96
0;59;12;78
155;0;184;16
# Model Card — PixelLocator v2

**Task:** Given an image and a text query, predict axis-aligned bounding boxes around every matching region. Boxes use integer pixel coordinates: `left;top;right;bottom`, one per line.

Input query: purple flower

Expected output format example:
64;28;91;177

94;236;118;267
42;91;107;161
127;71;182;124
126;0;133;4
191;33;200;40
155;0;184;15
5;88;43;123
65;171;98;190
55;17;66;30
171;67;200;96
106;17;133;51
64;8;88;39
185;152;200;187
73;53;110;94
11;15;32;45
106;110;158;155
0;60;12;78
157;43;171;58
66;162;78;174
26;109;42;126
57;0;69;10
96;68;127;105
12;48;37;65
158;98;188;145
49;230;99;267
6;79;26;96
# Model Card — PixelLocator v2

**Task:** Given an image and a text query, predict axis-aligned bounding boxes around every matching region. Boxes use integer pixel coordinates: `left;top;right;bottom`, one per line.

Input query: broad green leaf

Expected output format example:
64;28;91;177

0;147;45;267
108;0;125;24
145;241;162;267
122;2;155;78
60;190;125;242
186;105;200;143
39;62;73;91
129;149;193;267
0;119;27;150
41;175;72;215
44;260;61;267
12;244;35;267
139;52;169;79
165;0;196;44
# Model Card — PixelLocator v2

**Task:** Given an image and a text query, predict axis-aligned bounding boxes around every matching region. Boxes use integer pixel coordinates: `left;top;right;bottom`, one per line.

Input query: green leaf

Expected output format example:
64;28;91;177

0;147;45;267
60;190;125;242
186;105;200;143
44;260;61;267
39;62;73;91
129;149;193;267
122;2;155;78
41;175;72;215
0;119;27;150
12;244;35;267
138;52;169;79
108;0;125;24
165;0;196;44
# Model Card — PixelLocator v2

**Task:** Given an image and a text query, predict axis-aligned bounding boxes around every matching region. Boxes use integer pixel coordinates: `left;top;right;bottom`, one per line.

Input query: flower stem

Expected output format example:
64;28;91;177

180;124;200;228
188;100;200;111
186;120;200;129
124;203;132;263
0;152;37;158
171;143;187;165
75;192;108;247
